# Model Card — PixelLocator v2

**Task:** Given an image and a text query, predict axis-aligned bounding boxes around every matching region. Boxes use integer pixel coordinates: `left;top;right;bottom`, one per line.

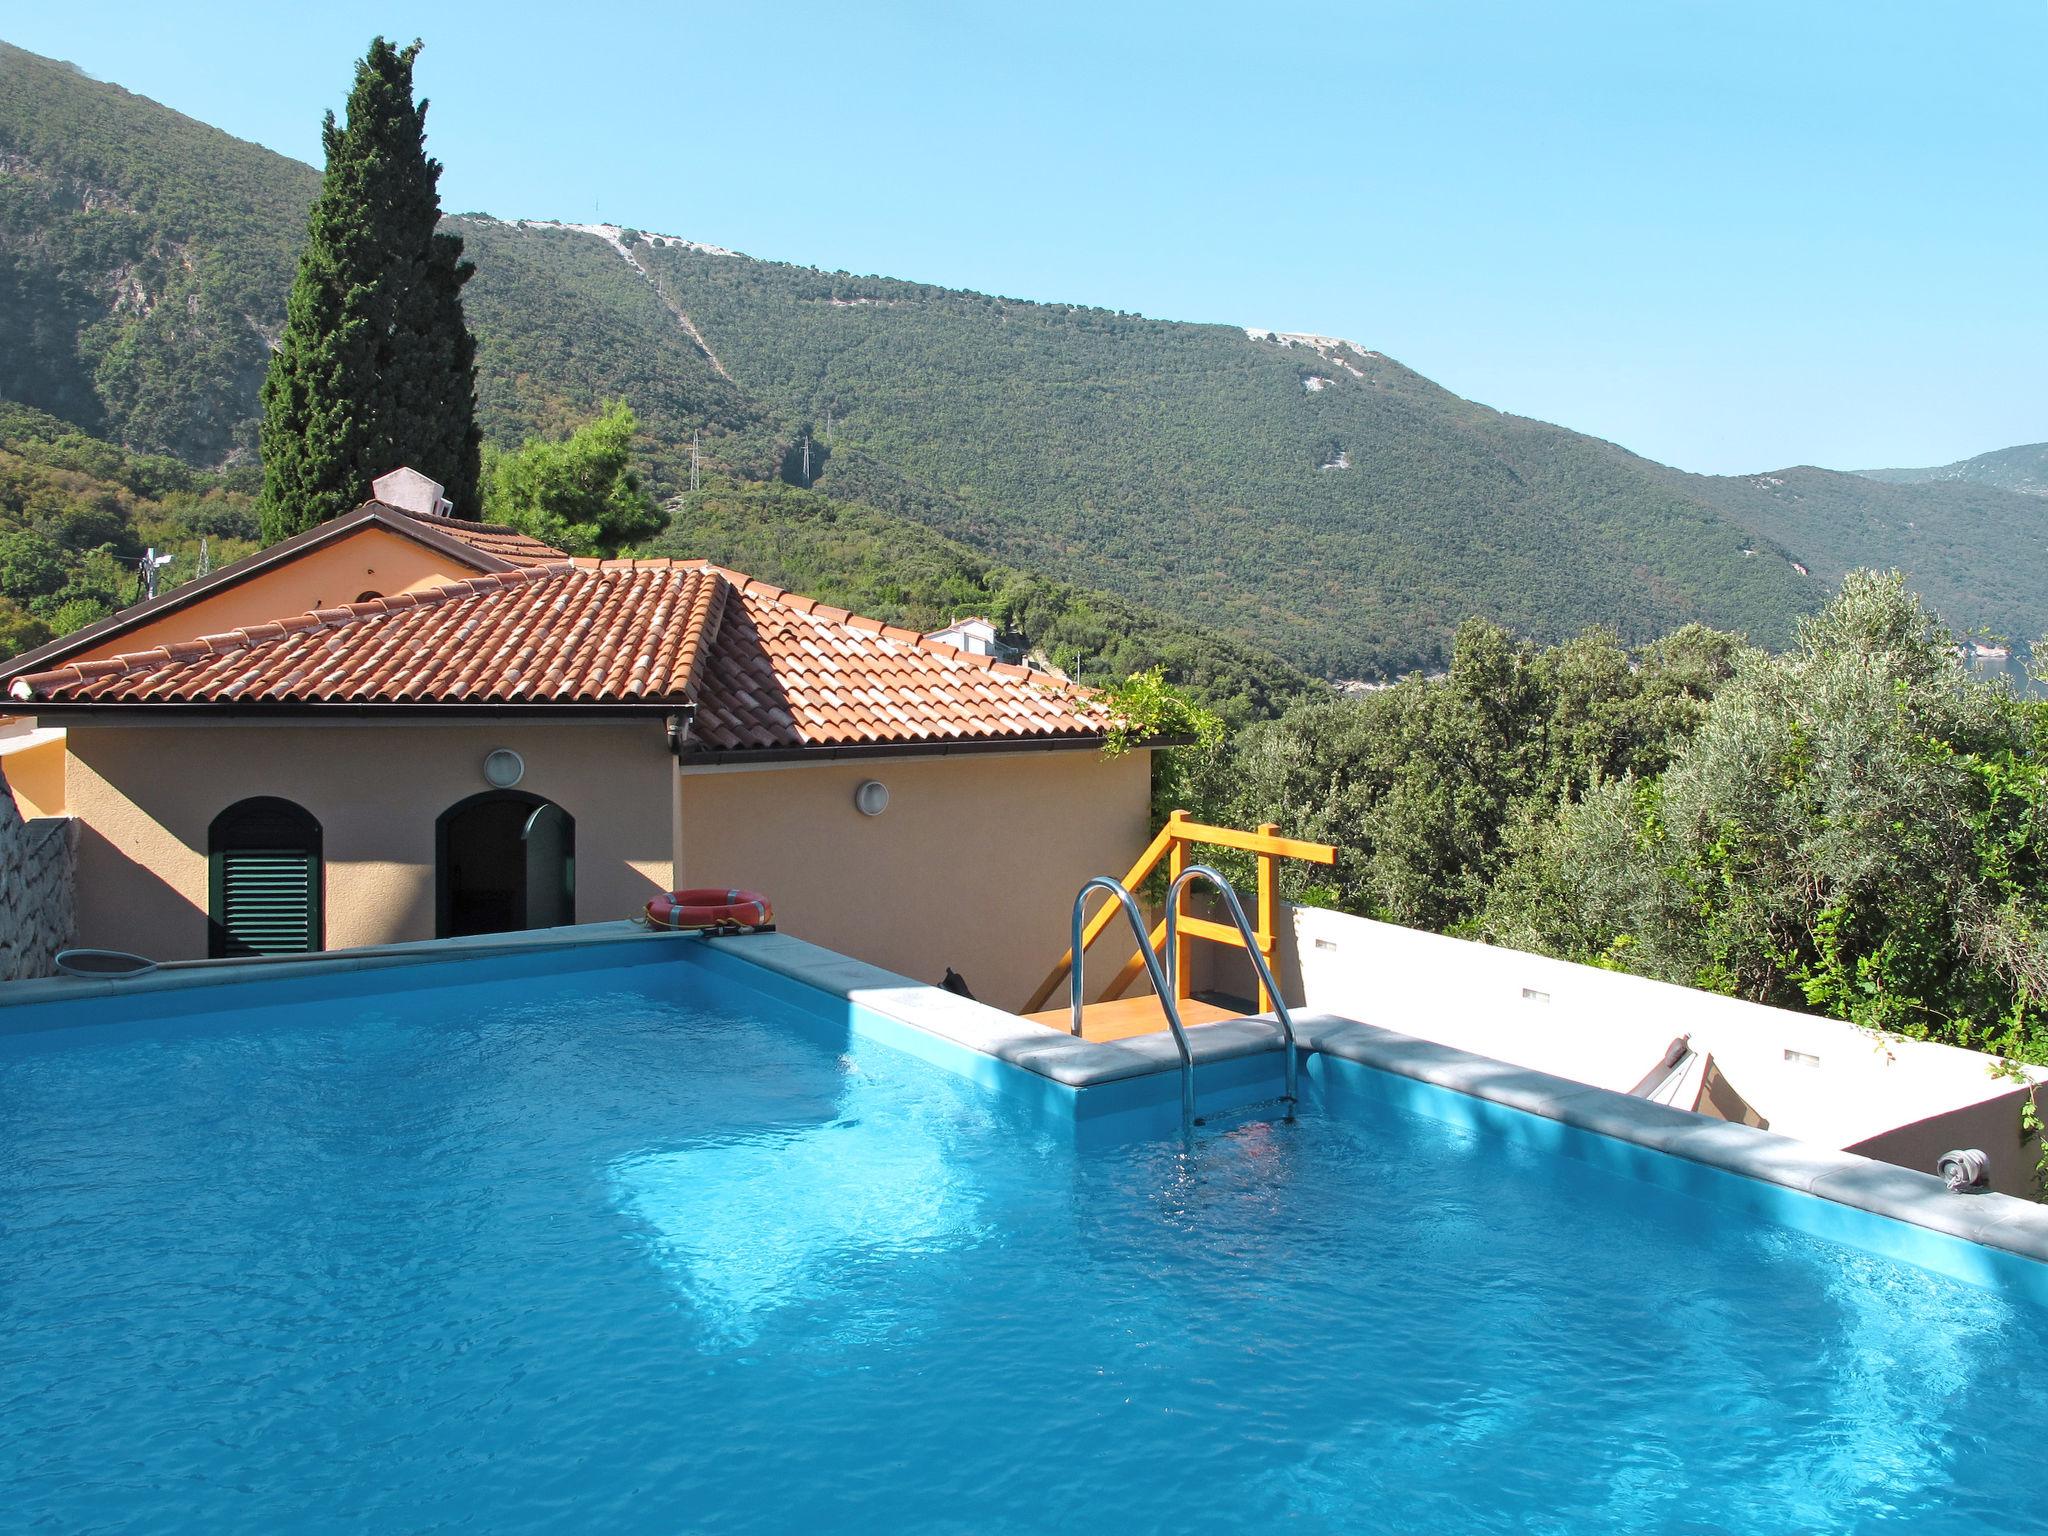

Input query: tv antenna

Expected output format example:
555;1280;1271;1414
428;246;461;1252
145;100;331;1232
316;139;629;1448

141;548;174;601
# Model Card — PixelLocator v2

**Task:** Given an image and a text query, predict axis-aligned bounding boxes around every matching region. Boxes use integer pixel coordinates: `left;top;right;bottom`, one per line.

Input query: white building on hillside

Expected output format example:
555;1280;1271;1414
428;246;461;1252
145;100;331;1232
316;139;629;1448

925;616;1001;657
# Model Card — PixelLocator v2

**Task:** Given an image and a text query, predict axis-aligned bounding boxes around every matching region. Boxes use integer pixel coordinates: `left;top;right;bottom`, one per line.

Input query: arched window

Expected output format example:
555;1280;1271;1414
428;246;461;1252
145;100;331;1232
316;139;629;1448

436;791;575;939
208;797;324;958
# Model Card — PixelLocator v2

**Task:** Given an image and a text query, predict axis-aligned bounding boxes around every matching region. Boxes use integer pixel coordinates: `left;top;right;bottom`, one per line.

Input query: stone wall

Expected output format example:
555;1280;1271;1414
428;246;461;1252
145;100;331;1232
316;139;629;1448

0;758;75;980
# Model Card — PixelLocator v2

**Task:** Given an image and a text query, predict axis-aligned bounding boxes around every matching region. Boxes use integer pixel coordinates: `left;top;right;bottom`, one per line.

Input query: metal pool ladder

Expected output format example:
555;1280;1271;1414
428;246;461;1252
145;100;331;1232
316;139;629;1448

1068;868;1301;1131
1071;876;1198;1131
1164;865;1299;1121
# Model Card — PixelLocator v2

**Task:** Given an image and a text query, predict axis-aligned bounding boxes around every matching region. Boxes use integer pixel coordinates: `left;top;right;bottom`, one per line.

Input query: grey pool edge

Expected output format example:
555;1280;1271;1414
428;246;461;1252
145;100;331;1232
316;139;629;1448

7;920;2047;1271
0;919;695;1010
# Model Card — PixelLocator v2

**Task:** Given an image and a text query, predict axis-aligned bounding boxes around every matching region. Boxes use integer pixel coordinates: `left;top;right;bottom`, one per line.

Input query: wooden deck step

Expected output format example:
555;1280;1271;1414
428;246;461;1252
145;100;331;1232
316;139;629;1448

1020;994;1242;1043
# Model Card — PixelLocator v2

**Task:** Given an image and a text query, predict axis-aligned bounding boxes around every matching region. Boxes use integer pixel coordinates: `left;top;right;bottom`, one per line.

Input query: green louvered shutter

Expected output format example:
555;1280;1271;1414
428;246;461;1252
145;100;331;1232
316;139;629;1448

208;800;323;958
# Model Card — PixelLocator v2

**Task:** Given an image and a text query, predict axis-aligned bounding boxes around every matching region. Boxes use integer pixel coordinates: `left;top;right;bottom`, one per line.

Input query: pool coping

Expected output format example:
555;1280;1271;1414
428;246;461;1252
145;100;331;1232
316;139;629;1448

0;919;693;1010
9;920;2048;1273
707;931;2048;1270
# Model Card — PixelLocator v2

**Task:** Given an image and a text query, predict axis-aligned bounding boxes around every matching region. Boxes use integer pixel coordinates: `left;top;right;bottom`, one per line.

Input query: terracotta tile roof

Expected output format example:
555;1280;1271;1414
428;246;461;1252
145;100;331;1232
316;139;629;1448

7;561;1111;751
7;564;723;706
678;566;1109;752
378;504;567;566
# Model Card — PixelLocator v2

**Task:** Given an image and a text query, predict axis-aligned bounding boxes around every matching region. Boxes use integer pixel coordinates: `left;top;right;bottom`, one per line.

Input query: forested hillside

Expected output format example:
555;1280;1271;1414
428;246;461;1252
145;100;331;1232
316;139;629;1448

0;49;783;493
2;37;2038;679
629;241;1819;675
1858;442;2048;500
454;219;787;486
0;42;316;462
1680;464;2048;644
0;400;257;655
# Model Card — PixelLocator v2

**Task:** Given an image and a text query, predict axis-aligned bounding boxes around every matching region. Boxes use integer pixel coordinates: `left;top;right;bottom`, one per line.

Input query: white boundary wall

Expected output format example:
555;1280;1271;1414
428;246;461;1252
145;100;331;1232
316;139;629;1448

1204;904;2048;1199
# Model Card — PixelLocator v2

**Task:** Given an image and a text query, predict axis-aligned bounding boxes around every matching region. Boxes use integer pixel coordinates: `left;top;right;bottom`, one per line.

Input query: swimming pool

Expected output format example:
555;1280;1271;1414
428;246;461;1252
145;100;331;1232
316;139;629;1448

3;938;2045;1533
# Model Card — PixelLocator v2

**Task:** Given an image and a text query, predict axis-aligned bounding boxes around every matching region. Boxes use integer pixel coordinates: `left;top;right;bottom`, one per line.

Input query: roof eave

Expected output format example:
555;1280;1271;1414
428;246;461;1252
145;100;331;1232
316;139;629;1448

23;700;693;721
675;731;1119;766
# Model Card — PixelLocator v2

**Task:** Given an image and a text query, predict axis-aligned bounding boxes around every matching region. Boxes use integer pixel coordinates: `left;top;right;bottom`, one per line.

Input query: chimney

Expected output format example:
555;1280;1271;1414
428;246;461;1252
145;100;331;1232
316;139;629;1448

371;466;455;518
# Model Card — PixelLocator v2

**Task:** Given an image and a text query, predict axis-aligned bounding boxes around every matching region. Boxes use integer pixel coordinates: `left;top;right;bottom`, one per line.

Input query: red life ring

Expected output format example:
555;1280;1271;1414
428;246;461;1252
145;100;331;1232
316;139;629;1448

646;888;774;930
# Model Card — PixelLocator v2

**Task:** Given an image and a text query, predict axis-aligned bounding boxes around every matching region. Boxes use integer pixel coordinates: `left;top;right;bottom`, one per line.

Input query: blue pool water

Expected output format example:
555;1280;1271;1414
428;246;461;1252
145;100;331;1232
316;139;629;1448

4;950;2047;1533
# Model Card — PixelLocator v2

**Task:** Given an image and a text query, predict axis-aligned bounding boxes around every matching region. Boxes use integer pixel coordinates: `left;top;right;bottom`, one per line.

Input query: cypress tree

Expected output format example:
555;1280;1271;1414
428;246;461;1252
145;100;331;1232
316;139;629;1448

258;38;481;543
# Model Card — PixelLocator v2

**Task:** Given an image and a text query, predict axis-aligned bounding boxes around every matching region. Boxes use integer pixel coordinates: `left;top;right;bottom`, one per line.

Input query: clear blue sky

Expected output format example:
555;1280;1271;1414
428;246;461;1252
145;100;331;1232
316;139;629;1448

10;1;2042;474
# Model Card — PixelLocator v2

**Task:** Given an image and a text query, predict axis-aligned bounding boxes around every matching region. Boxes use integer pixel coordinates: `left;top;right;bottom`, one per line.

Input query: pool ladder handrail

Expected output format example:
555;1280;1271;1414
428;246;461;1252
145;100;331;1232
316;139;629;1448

1071;876;1197;1131
1164;864;1299;1119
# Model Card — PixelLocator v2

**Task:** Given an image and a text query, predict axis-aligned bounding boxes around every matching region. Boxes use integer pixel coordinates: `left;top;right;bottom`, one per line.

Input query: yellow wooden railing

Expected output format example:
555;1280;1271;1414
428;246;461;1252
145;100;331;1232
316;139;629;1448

1023;810;1338;1015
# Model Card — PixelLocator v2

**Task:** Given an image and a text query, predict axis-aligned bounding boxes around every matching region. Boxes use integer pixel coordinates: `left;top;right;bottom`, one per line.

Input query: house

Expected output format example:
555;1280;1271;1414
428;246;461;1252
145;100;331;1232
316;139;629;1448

0;482;1152;1009
924;616;1001;657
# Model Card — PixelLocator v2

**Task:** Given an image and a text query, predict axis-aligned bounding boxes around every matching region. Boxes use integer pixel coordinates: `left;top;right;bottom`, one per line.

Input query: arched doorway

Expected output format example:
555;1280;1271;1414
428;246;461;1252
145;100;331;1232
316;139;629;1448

436;791;575;938
208;797;324;958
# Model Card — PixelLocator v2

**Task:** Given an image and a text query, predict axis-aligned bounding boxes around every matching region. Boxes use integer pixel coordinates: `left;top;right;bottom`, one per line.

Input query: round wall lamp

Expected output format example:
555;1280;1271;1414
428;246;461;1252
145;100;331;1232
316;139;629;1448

482;748;526;789
853;779;890;817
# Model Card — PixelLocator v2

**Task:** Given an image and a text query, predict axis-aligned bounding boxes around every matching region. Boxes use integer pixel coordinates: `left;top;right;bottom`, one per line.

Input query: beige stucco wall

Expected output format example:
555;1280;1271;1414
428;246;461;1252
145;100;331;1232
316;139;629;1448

59;719;1151;999
0;729;67;817
65;721;674;959
71;527;478;661
675;747;1153;1012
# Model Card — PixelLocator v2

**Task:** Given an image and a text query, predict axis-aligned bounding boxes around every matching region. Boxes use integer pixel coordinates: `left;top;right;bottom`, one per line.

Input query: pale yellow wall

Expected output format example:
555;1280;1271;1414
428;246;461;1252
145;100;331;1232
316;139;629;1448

676;748;1154;1011
60;720;1150;996
2;732;67;818
71;527;480;662
65;722;674;958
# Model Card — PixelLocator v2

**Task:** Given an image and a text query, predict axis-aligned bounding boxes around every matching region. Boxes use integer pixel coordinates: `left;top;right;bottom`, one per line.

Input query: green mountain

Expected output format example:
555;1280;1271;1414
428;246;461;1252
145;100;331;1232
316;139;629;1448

0;37;2035;679
452;218;788;484
608;242;1824;675
1677;464;2048;646
0;40;789;482
0;42;316;462
1858;442;2048;500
